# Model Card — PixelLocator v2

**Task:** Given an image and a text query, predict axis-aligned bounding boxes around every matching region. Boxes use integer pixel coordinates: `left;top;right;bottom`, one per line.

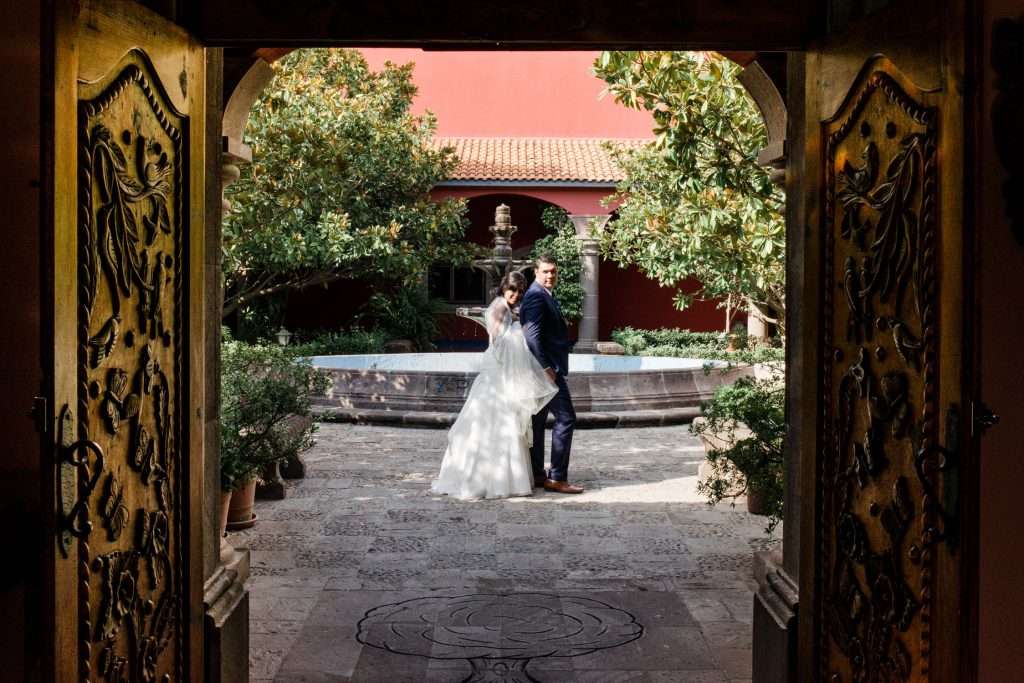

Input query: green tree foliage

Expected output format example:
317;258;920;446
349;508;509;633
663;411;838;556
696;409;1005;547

529;206;584;322
222;49;476;319
593;51;785;331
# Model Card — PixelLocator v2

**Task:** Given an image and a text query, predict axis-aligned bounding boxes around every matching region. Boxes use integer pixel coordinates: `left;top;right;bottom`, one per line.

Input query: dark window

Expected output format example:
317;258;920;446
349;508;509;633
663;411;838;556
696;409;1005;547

428;266;452;301
428;265;486;304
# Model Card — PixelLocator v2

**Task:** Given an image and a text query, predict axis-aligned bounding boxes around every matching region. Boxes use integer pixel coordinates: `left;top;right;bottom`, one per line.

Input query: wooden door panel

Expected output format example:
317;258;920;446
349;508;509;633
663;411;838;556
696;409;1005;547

49;2;204;680
805;4;968;680
819;56;944;682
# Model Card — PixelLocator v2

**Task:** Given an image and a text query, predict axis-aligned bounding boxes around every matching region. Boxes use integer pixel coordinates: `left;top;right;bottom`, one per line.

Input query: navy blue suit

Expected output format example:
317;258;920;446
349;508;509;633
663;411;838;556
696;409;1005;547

520;281;576;482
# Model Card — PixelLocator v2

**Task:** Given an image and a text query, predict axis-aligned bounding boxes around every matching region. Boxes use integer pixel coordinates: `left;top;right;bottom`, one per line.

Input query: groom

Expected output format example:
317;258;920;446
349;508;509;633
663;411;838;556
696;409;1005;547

520;254;584;494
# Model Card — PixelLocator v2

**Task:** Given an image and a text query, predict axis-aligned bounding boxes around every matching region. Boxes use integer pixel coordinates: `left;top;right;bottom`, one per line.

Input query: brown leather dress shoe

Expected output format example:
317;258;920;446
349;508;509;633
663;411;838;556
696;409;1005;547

534;476;548;488
543;480;584;494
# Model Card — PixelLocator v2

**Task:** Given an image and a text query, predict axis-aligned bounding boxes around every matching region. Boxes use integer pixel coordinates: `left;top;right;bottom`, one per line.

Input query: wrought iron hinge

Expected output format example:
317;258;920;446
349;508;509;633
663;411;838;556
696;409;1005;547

27;396;47;434
972;401;999;436
55;404;103;558
915;405;961;554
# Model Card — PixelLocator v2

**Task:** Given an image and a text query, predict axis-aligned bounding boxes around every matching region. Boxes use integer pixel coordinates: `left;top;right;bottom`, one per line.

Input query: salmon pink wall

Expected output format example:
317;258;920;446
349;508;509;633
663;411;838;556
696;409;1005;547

361;49;656;139
597;264;736;338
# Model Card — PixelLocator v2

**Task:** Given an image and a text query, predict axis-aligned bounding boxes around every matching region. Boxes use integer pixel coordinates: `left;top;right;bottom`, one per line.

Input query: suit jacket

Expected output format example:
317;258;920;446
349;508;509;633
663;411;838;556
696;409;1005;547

520;281;570;377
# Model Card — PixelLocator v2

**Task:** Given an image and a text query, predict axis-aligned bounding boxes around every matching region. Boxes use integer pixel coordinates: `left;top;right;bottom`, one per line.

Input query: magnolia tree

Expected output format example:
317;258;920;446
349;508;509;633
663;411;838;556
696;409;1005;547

222;49;475;319
594;51;785;332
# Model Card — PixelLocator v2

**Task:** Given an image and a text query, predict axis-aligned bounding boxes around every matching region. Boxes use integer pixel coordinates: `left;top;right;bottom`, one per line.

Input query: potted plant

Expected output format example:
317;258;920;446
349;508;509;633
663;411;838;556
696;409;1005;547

690;367;784;533
220;330;330;533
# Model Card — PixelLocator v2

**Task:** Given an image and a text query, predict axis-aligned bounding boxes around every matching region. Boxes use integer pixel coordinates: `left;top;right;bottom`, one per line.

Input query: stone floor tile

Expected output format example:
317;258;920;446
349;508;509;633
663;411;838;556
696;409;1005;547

273;671;350;682
636;627;718;670
250;597;319;622
648;671;730;682
616;591;697;628
572;672;652;682
709;646;753;680
238;423;769;682
250;633;292;680
678;595;735;623
252;620;306;636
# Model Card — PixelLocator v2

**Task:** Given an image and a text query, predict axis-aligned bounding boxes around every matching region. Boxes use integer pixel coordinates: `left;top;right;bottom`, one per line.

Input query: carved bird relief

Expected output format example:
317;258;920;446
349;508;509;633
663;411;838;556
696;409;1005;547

89;315;121;368
887;318;922;370
137;135;172;245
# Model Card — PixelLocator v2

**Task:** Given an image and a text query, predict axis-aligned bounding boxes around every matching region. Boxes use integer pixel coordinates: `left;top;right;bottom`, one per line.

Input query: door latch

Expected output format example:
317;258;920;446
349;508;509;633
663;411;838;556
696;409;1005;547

27;396;47;434
972;401;999;436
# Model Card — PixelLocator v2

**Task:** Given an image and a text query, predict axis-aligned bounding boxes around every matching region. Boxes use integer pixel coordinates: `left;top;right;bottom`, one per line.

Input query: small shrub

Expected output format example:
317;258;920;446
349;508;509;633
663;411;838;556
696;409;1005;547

366;284;449;351
690;369;785;533
291;326;389;356
610;326;784;364
220;331;330;492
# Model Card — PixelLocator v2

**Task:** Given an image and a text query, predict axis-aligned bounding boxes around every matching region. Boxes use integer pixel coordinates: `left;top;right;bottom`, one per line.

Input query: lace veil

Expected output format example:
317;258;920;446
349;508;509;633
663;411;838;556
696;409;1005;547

484;296;558;435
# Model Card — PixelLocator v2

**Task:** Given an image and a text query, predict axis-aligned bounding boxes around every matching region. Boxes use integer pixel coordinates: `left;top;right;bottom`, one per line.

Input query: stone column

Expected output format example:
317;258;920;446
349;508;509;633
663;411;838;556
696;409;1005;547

204;135;253;683
750;59;797;683
569;214;610;353
221;137;251;214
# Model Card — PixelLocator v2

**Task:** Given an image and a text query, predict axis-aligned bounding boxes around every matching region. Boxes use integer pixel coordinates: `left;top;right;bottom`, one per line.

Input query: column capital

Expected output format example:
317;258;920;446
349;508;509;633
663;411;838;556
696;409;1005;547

568;214;611;240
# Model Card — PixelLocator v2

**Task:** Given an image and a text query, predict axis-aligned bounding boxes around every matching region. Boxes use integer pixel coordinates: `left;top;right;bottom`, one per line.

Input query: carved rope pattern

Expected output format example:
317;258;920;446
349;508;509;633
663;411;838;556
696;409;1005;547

820;66;939;682
916;125;939;679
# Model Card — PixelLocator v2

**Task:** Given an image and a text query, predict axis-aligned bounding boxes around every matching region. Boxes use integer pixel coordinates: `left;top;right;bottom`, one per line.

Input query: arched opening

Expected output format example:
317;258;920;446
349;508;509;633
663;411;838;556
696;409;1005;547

218;46;788;682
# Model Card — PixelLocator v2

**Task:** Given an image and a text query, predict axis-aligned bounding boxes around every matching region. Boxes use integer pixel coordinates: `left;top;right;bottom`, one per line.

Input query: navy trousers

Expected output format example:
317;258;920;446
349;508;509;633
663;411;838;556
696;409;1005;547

530;375;576;481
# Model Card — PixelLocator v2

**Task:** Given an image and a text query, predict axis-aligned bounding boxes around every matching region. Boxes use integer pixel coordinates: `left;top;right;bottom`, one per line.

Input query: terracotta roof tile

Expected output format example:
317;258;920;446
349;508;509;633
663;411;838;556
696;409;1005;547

430;137;648;183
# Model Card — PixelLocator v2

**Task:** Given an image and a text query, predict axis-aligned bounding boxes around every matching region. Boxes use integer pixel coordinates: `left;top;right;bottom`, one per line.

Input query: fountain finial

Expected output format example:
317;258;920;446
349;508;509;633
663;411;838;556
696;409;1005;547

489;204;517;260
455;204;534;330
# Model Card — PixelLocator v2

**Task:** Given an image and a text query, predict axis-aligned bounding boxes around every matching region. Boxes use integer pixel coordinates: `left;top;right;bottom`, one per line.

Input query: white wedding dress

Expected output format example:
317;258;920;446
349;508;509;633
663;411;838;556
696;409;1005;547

431;296;558;500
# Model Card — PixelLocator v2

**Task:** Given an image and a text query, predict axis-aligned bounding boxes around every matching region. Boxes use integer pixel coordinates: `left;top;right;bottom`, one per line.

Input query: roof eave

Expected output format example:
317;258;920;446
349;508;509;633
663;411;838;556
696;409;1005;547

433;180;620;188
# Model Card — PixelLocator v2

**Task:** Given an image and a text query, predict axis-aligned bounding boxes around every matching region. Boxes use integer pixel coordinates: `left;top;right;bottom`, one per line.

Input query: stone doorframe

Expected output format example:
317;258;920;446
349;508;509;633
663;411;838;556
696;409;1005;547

212;49;792;682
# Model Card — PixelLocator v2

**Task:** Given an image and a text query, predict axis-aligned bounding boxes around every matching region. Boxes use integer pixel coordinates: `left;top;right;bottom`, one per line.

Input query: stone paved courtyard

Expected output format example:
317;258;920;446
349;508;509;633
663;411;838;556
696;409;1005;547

231;422;777;682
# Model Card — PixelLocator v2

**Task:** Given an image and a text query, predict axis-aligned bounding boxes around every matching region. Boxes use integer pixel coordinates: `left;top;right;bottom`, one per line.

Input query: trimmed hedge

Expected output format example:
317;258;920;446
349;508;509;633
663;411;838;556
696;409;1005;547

610;326;785;364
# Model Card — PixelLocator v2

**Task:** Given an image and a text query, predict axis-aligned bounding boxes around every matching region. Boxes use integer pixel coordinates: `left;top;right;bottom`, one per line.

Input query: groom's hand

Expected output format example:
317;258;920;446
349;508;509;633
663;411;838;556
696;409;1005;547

545;368;556;382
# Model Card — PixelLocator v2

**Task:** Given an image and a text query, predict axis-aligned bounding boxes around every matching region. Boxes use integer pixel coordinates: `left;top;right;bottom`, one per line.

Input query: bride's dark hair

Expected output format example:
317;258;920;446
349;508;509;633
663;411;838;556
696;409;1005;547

500;271;527;295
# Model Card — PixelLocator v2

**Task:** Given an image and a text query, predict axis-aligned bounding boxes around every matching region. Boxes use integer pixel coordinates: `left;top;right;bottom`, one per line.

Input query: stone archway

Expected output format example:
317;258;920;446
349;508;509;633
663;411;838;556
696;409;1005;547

216;48;793;681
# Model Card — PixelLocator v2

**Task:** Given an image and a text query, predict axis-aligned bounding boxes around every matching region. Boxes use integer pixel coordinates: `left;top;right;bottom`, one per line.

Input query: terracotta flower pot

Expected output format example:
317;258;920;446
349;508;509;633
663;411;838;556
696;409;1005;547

226;479;258;530
746;483;769;516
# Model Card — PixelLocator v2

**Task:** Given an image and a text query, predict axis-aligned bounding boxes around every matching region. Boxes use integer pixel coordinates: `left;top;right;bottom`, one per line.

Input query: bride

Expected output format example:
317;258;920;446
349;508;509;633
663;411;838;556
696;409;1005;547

431;271;558;500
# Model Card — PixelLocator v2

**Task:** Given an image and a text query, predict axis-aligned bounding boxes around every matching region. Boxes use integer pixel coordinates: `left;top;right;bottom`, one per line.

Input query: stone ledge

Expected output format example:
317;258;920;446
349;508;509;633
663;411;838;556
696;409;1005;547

595;341;625;355
204;544;251;683
313;405;701;429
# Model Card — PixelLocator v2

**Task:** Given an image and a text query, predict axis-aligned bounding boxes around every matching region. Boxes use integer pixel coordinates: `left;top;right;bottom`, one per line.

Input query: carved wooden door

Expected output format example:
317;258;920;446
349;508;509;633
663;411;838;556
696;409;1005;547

799;2;972;681
45;1;205;680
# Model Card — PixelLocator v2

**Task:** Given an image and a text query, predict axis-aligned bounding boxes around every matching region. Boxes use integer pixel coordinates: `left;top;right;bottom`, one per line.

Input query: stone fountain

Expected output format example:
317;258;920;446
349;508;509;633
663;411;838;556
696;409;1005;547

455;204;532;329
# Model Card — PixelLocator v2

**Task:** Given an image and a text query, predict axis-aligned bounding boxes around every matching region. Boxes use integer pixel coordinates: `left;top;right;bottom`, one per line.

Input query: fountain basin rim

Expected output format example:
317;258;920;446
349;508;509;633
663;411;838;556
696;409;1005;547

308;352;754;428
308;352;726;374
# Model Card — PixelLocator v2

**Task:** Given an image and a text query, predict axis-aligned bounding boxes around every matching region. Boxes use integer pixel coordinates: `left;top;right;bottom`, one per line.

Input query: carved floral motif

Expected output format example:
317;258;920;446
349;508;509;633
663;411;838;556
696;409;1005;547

820;60;939;682
74;50;184;681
